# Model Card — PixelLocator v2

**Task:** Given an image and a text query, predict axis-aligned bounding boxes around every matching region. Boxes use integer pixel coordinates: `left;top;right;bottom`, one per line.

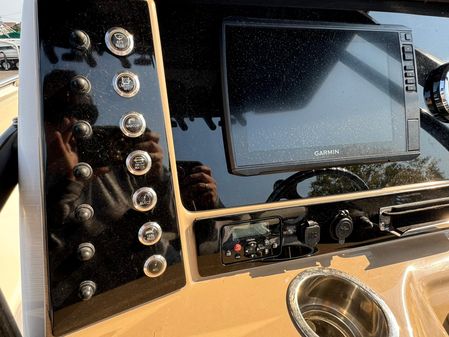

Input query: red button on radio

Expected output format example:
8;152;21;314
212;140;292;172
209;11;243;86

233;243;242;252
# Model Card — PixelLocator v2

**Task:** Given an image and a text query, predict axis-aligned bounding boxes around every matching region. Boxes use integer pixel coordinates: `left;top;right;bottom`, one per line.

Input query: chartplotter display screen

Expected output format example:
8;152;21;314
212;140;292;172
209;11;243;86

222;19;419;175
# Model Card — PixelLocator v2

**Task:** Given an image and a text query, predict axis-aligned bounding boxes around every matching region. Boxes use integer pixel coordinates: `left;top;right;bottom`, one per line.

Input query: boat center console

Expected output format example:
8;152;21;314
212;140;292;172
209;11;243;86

20;0;449;335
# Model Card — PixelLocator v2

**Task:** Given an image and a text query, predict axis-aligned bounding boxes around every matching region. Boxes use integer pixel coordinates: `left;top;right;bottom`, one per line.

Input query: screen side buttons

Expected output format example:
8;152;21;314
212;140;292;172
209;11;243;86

126;150;152;175
120;112;146;138
138;222;162;246
132;187;157;212
402;44;413;53
403;53;414;61
143;255;167;278
113;71;140;98
105;27;134;56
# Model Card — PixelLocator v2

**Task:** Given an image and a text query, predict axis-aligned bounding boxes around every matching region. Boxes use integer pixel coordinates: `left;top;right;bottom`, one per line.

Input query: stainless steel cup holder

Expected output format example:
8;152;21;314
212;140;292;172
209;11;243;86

287;268;399;337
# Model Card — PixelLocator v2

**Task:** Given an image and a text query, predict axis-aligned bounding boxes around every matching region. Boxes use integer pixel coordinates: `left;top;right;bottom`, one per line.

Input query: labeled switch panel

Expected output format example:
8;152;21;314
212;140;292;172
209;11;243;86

220;218;282;264
38;0;185;335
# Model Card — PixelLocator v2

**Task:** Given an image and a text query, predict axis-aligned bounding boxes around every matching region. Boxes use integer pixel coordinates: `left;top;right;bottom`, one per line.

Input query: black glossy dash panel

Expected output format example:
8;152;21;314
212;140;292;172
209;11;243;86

194;185;449;277
38;0;185;335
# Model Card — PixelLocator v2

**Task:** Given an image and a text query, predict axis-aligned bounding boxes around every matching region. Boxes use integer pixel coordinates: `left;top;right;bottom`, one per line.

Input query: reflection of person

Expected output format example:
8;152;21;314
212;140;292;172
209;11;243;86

178;164;220;210
43;70;181;307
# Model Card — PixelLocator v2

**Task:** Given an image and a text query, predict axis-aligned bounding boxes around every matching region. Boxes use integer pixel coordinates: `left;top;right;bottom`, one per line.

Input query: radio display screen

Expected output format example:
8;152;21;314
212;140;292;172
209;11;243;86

222;20;418;175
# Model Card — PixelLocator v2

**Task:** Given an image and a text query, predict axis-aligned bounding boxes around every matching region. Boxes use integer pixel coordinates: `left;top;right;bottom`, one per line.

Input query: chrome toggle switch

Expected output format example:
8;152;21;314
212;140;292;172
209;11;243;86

77;242;95;261
79;280;96;301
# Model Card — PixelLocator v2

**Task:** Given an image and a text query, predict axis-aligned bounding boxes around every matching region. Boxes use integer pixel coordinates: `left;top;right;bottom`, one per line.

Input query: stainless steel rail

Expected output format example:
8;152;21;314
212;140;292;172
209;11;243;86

0;75;19;89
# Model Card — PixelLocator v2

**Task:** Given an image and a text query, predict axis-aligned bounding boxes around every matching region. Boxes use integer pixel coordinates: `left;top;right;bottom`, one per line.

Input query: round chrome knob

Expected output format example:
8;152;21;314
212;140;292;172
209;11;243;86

105;27;134;56
126;150;152;176
77;242;95;261
113;71;140;98
143;255;167;278
138;222;162;246
73;162;93;180
69;30;91;51
424;63;449;122
74;204;94;222
73;120;93;139
119;112;146;138
132;187;157;212
79;280;96;301
70;75;91;94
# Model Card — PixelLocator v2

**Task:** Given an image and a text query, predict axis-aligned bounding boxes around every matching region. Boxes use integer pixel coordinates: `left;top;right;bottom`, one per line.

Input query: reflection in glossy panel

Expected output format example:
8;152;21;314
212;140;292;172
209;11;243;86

158;4;449;210
39;0;185;335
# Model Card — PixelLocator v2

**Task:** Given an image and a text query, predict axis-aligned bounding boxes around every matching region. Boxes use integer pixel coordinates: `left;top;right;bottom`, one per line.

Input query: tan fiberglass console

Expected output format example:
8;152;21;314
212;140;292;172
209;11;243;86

17;0;449;336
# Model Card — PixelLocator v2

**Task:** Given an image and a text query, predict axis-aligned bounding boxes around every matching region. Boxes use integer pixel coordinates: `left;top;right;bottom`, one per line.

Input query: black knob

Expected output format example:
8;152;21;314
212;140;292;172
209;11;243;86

70;75;91;94
69;30;91;51
424;63;449;122
73;120;93;139
77;243;95;261
73;162;93;180
330;211;353;244
74;204;94;222
79;281;96;301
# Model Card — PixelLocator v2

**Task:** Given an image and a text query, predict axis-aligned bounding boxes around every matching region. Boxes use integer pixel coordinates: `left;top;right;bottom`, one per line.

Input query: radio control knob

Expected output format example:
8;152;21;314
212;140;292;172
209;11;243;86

79;280;96;301
132;187;157;212
119;112;146;138
138;222;162;246
73;162;93;180
69;30;91;51
70;75;91;94
143;255;167;278
424;63;449;122
74;204;94;222
77;242;95;261
126;150;152;175
73;120;93;139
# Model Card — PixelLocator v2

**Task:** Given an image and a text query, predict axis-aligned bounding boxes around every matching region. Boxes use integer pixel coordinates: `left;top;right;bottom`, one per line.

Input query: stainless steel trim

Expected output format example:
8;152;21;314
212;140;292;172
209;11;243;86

112;71;140;98
138;222;162;246
18;0;46;334
119;111;146;138
132;187;157;212
287;267;400;337
399;220;449;237
105;27;135;56
143;255;167;278
126;150;152;176
0;74;19;89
